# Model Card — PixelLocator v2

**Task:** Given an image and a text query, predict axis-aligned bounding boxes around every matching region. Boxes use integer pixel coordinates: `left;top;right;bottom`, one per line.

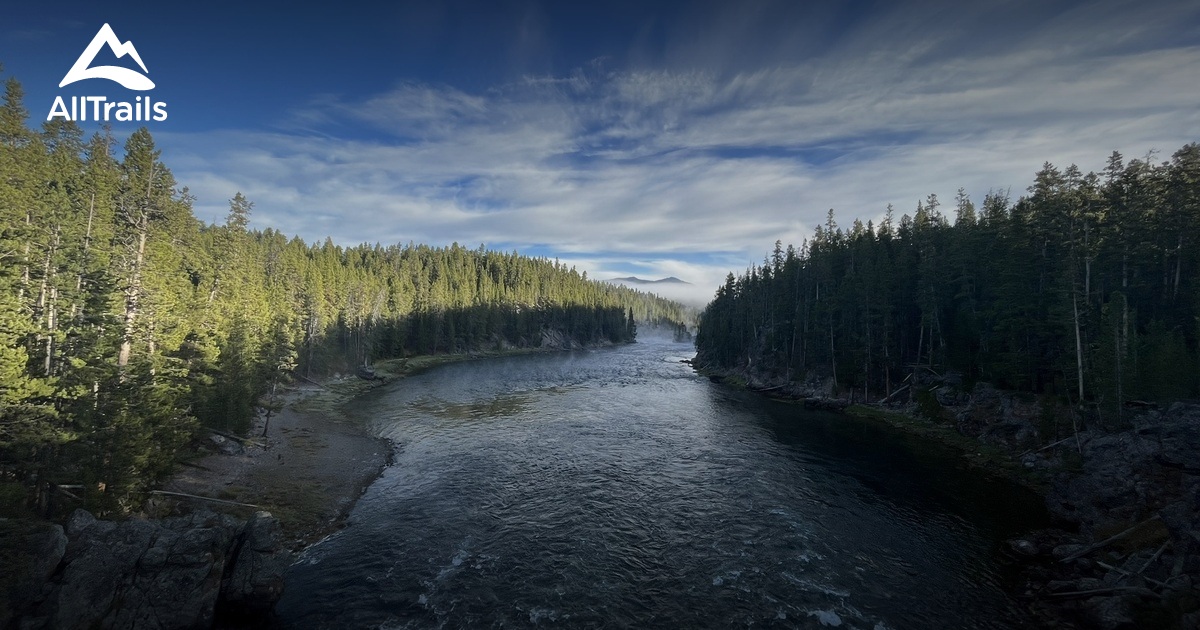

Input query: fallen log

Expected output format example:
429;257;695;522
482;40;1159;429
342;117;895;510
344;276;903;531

53;485;83;502
1095;560;1172;590
1018;434;1080;457
1138;540;1171;575
1046;586;1159;599
149;490;261;509
177;460;214;472
880;384;910;404
294;374;328;389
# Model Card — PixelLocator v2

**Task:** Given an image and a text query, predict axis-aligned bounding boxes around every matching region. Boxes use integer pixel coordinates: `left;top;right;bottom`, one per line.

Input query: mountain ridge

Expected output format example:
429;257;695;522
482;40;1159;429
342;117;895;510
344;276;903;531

605;276;690;285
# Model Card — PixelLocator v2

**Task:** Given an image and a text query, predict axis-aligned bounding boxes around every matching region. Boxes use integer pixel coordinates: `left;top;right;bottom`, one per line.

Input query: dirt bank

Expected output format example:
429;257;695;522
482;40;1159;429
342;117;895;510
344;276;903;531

163;377;392;548
161;346;587;547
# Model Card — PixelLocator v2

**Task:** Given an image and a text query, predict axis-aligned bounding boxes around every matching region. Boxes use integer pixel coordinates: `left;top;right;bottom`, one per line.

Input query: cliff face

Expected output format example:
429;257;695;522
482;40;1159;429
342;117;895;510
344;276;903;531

3;508;289;629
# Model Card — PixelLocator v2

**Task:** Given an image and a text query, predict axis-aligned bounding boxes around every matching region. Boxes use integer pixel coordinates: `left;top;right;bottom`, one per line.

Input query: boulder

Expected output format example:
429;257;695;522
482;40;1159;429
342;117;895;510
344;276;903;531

219;511;289;618
0;520;68;628
208;434;244;456
9;508;288;630
50;511;238;629
935;385;969;407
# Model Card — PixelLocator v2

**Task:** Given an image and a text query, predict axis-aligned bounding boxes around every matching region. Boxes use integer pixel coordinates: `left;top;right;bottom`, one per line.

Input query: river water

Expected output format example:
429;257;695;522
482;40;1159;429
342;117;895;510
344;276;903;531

277;339;1043;629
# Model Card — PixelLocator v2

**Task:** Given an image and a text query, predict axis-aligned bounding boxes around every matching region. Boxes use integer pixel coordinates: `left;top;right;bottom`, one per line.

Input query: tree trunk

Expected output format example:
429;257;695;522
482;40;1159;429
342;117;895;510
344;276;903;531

73;193;95;321
1114;306;1124;424
1073;290;1085;403
37;240;52;376
915;318;925;368
829;317;837;391
19;209;31;301
1173;232;1182;301
118;221;147;369
1082;217;1092;303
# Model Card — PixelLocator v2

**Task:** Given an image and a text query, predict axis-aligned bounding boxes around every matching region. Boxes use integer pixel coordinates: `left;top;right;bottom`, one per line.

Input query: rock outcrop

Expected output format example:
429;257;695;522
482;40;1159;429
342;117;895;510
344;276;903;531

3;508;289;629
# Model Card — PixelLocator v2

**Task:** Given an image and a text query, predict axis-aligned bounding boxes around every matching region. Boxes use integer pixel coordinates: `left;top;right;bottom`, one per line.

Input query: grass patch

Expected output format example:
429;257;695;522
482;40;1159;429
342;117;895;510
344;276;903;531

845;404;1049;491
915;386;953;424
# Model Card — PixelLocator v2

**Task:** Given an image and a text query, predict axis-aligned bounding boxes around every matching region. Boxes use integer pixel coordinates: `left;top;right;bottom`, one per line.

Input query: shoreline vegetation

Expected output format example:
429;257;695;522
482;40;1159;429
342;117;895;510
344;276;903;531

692;360;1044;486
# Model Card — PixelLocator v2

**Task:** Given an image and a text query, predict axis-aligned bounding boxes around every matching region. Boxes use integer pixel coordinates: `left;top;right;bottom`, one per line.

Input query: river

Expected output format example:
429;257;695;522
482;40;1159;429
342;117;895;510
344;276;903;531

277;338;1043;629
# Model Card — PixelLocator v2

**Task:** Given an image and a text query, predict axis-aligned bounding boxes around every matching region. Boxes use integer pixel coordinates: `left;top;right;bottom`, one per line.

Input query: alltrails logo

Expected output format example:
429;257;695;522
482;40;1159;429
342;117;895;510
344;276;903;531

47;23;168;122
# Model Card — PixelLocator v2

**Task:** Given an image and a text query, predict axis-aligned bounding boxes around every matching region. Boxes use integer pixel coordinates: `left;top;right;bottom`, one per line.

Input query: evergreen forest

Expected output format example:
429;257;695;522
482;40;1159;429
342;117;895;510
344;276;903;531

0;73;688;514
696;142;1200;424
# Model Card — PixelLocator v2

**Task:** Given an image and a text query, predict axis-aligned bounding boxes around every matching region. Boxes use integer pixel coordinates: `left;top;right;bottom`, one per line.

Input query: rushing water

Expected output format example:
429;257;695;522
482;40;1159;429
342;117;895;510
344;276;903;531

277;339;1043;629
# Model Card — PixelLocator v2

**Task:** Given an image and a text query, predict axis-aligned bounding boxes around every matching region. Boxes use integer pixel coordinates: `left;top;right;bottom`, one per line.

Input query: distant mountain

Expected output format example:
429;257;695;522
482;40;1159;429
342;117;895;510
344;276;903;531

604;275;709;308
606;276;690;285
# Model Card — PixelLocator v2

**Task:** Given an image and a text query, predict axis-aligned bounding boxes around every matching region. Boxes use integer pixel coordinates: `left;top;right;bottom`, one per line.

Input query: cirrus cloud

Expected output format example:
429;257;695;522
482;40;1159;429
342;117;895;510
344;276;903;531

159;0;1200;302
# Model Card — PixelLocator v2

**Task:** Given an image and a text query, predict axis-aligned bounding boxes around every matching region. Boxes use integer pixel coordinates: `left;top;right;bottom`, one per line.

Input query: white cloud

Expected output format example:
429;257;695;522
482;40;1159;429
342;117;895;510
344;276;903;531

160;1;1200;303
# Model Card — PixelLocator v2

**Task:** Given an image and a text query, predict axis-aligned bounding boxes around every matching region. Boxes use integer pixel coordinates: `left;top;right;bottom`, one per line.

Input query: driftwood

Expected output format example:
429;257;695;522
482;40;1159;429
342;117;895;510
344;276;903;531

1046;586;1159;599
149;490;260;509
1095;560;1172;590
52;485;82;502
294;374;327;389
751;384;787;392
1059;517;1160;563
1139;540;1171;575
880;384;910;404
1018;434;1081;457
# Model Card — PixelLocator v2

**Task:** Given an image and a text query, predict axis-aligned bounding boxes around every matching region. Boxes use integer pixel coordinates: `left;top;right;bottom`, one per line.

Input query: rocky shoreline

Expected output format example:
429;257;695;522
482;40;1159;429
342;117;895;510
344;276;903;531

1;369;393;630
2;343;619;629
694;361;1200;629
1008;401;1200;629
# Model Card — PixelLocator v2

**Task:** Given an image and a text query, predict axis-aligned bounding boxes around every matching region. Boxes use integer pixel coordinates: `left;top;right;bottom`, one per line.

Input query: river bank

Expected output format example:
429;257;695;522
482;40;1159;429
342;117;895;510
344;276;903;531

2;342;619;629
162;378;392;549
691;361;1045;489
693;361;1200;629
165;344;598;547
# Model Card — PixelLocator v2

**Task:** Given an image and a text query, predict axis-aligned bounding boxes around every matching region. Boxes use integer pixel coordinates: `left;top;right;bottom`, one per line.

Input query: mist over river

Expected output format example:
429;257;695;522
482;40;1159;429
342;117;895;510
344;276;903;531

277;339;1043;629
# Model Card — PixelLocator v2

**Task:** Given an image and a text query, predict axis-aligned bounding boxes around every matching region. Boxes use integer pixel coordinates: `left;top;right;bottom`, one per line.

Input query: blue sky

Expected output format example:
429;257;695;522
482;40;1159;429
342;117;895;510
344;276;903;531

4;0;1199;304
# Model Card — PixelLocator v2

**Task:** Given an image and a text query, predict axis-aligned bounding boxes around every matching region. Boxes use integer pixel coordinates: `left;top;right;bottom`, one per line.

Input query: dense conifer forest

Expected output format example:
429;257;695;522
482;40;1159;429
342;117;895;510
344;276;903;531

0;73;687;514
696;142;1200;424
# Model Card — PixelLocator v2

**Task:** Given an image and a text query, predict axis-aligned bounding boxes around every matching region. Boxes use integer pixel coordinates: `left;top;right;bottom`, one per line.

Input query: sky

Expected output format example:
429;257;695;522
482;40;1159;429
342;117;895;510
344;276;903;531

3;0;1199;306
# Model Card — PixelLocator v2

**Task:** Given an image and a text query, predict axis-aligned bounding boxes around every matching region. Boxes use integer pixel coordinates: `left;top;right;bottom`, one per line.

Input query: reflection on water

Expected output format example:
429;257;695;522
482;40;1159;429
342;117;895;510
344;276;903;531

278;340;1042;629
408;391;535;421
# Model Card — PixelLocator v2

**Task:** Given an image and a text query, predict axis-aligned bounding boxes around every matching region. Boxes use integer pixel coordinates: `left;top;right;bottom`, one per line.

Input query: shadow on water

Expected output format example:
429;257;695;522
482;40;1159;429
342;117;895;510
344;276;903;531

738;391;1050;540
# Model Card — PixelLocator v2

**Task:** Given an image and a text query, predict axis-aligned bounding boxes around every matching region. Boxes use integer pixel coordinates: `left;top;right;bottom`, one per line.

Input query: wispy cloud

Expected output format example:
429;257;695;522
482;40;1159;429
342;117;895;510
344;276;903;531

162;0;1200;302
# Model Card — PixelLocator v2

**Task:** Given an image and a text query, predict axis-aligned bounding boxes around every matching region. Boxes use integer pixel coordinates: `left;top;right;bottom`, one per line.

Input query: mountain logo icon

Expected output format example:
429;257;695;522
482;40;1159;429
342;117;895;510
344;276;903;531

59;23;155;91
